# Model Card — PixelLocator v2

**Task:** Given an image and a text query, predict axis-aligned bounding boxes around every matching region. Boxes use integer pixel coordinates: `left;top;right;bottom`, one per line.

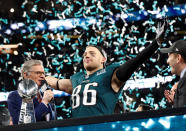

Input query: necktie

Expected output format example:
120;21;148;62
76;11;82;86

36;93;42;103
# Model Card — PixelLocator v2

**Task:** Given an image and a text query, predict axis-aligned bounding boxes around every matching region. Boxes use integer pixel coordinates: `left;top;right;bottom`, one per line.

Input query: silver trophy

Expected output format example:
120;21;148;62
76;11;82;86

17;79;38;124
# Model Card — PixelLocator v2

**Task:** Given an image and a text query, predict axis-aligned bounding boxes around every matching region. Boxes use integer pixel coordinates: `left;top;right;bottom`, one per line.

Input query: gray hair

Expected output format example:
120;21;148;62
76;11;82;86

21;59;43;78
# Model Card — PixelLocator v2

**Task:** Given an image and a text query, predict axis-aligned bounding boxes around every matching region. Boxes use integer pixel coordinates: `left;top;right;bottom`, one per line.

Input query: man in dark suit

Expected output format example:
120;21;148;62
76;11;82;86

160;40;186;108
7;59;56;124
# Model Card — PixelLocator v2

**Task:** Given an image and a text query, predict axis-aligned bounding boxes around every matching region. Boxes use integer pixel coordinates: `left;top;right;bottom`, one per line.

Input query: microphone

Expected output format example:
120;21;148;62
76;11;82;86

40;80;54;103
40;80;57;120
40;80;50;92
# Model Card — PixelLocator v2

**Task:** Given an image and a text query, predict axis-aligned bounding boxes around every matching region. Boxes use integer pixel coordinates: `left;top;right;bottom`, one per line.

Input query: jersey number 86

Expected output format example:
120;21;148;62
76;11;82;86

71;82;98;109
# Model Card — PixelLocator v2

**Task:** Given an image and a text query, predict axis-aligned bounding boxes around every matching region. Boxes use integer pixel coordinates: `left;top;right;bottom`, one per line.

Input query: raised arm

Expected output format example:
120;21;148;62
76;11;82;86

111;21;167;92
45;76;73;94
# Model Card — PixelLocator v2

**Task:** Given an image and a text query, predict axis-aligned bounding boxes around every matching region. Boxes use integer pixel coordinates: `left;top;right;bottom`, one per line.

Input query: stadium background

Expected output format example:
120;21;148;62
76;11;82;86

0;0;185;119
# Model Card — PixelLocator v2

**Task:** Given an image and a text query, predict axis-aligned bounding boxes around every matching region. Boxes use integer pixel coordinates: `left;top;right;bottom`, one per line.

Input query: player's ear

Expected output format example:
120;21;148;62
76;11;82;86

178;54;184;63
101;57;106;64
23;72;29;79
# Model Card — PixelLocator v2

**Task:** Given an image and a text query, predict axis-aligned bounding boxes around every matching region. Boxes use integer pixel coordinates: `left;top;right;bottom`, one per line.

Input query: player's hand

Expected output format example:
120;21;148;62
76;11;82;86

155;19;168;44
45;76;58;89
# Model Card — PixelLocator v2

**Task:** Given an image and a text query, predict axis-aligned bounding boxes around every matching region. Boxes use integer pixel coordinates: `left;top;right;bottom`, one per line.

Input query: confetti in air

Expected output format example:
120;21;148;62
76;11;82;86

0;0;185;118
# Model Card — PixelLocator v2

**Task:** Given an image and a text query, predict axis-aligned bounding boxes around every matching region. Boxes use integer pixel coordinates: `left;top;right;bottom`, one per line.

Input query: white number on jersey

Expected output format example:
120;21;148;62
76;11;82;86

72;82;98;109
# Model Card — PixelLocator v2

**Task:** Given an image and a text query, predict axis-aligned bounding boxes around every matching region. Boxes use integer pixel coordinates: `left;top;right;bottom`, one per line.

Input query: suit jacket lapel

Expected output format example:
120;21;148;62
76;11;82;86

178;72;186;89
174;72;186;107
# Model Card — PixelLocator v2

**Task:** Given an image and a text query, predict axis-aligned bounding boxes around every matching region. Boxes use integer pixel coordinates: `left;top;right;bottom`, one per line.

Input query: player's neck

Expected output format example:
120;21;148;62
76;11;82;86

86;66;103;75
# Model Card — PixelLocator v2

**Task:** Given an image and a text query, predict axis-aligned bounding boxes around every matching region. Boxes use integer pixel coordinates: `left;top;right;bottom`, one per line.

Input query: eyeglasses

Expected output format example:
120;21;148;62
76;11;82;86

28;71;45;76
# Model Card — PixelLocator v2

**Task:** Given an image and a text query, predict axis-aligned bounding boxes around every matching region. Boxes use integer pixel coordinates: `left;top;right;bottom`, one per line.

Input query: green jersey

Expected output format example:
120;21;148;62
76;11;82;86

70;62;121;118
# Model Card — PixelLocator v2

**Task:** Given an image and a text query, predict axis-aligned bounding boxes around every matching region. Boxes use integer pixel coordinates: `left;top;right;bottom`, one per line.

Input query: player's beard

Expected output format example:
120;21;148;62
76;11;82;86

84;65;95;71
84;63;98;72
